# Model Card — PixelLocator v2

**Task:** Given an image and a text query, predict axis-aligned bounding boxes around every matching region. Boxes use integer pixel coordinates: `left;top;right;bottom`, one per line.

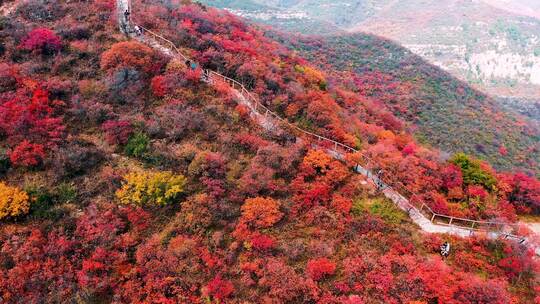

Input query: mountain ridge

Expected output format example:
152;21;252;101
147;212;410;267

200;0;540;102
268;30;539;175
0;0;538;302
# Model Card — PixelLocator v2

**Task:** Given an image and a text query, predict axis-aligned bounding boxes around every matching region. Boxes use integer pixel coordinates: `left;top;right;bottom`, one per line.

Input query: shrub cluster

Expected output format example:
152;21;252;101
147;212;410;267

19;28;62;55
0;182;30;220
116;171;187;206
124;132;149;158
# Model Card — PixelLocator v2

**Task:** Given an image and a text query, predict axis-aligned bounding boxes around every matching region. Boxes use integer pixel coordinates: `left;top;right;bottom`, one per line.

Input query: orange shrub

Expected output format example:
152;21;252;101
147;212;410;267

302;150;332;174
100;41;156;73
240;197;283;228
0;182;30;220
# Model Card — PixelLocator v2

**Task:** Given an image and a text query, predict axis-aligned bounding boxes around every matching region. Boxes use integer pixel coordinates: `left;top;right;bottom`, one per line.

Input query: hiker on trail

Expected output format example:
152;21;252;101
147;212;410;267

376;169;384;190
202;69;210;82
124;10;130;21
440;242;450;258
134;25;142;36
184;60;198;70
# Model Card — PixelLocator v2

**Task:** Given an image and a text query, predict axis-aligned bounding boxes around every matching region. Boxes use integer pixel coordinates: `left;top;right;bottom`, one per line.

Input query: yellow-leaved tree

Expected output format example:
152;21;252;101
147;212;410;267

116;171;187;207
0;182;30;220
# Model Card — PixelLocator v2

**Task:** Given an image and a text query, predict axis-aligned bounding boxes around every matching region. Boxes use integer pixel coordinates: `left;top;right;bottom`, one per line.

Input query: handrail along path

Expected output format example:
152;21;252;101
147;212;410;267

118;1;537;250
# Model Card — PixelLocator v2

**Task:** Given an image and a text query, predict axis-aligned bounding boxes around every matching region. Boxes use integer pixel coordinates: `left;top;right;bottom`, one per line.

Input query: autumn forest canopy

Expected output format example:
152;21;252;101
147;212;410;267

0;0;539;303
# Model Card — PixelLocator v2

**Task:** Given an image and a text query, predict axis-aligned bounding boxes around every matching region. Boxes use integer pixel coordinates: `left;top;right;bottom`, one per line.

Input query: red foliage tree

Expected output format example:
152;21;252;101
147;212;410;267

19;28;61;54
301;149;333;175
429;192;448;214
467;185;488;201
101;120;133;145
74;203;126;247
150;75;167;97
116;235;210;302
442;164;463;190
453;275;511;304
100;41;157;73
331;194;353;214
240;197;283;229
9;140;45;167
0;88;64;146
401;142;417;156
0;229;79;302
203;275;234;301
185;68;202;83
0;88;65;165
497;244;538;282
295;181;332;208
506;173;540;213
233;132;269;153
306;257;336;281
259;258;320;302
77;247;126;293
250;233;275;252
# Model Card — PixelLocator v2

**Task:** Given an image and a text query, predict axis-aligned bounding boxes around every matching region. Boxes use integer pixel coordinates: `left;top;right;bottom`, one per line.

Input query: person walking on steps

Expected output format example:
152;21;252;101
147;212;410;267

376;169;385;190
202;69;210;82
124;9;130;22
184;60;198;71
134;25;142;36
440;241;450;258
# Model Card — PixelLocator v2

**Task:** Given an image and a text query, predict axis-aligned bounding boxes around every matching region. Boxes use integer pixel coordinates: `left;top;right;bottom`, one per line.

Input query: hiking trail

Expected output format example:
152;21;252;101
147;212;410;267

117;0;539;254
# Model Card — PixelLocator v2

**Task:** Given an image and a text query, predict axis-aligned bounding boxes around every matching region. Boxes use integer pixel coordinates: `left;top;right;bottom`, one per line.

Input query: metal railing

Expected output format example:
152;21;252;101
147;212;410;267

126;20;525;242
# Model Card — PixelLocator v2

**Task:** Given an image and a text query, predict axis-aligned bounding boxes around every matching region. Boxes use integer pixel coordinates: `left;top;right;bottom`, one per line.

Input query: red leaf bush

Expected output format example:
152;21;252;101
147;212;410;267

250;233;275;251
19;28;61;54
101;120;133;145
204;275;234;301
306;257;336;281
0;88;65;166
9;140;45;167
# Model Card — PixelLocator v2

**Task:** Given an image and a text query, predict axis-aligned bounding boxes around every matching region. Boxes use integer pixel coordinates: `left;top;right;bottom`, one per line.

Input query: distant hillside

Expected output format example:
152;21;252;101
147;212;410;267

199;0;540;172
498;97;540;125
270;32;539;174
198;0;343;35
200;0;540;102
350;0;540;101
482;0;540;19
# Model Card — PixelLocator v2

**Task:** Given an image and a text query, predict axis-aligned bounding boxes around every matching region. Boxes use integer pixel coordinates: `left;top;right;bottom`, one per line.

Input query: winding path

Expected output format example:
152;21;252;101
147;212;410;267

117;0;538;253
